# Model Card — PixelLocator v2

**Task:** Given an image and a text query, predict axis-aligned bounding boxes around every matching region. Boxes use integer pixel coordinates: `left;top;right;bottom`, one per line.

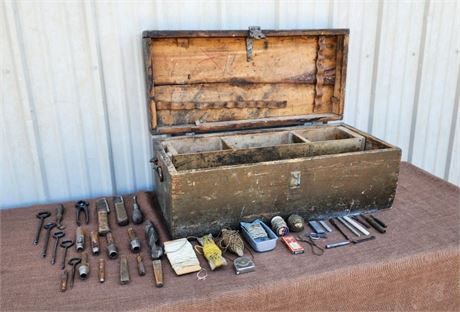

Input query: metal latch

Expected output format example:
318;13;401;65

246;26;265;62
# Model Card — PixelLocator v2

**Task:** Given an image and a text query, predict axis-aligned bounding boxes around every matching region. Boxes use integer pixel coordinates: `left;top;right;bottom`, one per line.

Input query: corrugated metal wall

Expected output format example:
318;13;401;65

1;0;459;209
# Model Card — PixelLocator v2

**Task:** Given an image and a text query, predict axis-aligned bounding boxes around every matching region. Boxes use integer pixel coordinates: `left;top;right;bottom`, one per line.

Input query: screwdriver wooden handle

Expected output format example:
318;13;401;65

114;197;129;226
60;270;68;292
97;211;110;235
152;260;163;287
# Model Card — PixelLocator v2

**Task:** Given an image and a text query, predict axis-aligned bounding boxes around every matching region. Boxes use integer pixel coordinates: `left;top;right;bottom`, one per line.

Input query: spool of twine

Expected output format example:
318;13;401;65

271;216;289;236
287;214;305;232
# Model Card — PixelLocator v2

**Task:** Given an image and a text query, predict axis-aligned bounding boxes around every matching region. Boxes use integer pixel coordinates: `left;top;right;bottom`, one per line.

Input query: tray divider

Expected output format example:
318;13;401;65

164;142;178;156
290;131;312;143
221;138;236;150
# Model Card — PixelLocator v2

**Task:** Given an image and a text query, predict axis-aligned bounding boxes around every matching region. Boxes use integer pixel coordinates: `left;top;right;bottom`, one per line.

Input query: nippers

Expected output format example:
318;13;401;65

75;200;89;226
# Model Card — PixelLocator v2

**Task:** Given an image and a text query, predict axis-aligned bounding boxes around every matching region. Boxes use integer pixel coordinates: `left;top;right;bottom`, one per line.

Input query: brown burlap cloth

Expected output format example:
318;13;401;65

1;162;459;311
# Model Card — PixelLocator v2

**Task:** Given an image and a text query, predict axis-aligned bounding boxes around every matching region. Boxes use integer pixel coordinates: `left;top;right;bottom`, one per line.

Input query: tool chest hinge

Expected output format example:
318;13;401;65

246;26;266;62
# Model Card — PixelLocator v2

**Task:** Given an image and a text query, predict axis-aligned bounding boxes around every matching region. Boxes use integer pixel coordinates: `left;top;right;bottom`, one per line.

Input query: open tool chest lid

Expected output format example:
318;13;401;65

142;28;349;135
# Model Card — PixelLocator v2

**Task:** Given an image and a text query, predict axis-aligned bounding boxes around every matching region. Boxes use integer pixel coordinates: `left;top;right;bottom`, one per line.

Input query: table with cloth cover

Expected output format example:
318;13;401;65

1;162;459;311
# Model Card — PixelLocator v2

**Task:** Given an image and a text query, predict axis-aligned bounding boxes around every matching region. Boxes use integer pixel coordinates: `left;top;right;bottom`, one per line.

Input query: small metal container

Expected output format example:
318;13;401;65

75;226;85;252
106;232;119;259
90;231;100;255
233;256;255;275
78;252;90;280
128;227;141;253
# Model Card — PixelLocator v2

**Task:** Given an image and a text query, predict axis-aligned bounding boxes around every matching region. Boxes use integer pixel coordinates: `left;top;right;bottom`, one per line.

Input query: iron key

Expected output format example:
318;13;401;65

33;211;51;245
51;231;65;265
68;257;81;289
41;222;56;257
60;240;74;269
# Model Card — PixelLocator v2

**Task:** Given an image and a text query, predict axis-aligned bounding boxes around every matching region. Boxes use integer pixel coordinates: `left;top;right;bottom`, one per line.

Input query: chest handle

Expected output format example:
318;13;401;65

150;158;164;182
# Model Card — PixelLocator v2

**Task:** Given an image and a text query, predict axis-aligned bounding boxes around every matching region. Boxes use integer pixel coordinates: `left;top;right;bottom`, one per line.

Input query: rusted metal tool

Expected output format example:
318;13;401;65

96;198;110;236
119;255;130;285
136;254;146;276
131;195;144;225
60;240;74;269
90;231;100;255
128;227;141;253
98;259;105;283
60;270;68;292
55;204;65;230
33;211;51;245
51;231;65;265
75;201;89;226
75;226;85;252
78;252;90;280
114;196;129;226
106;232;119;259
41;222;56;257
68;257;81;288
144;220;164;287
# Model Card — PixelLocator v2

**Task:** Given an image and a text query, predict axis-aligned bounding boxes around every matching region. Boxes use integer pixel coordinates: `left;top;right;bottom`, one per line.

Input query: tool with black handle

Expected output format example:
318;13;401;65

361;214;386;233
131;195;144;224
370;214;387;228
326;219;375;249
144;220;164;287
351;215;370;229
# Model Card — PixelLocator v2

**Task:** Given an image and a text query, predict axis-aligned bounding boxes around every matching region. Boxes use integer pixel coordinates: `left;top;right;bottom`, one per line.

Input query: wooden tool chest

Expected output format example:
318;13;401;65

143;28;401;239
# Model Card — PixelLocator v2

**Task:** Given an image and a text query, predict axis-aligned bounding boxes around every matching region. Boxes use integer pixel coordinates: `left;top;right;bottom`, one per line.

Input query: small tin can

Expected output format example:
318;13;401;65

270;216;289;236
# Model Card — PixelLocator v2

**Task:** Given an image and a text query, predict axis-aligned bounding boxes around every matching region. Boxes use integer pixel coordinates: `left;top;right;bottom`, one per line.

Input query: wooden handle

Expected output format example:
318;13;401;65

97;211;110;235
151;159;164;182
152;260;163;287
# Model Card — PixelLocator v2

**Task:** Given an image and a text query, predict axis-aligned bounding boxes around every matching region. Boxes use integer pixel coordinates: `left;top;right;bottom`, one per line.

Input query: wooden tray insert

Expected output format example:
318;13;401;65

162;126;370;171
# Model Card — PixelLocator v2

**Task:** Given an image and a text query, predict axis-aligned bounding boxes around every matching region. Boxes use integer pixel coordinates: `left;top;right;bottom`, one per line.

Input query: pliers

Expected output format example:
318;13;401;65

75;200;89;226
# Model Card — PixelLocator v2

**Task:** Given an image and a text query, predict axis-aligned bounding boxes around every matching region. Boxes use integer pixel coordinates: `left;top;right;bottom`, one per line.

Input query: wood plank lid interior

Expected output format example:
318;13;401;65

143;28;349;135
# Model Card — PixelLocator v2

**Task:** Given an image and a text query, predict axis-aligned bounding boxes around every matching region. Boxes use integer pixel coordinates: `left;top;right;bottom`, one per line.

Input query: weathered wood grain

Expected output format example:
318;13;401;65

171;139;365;171
155;100;287;111
152;124;401;238
168;127;364;170
153;83;334;126
155;113;339;134
151;36;319;85
143;30;348;134
167;148;400;238
143;29;350;39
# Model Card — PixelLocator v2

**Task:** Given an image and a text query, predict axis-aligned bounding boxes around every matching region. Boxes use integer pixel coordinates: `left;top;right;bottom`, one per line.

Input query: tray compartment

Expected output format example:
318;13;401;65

163;136;231;155
294;126;365;155
165;126;371;171
222;131;306;149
